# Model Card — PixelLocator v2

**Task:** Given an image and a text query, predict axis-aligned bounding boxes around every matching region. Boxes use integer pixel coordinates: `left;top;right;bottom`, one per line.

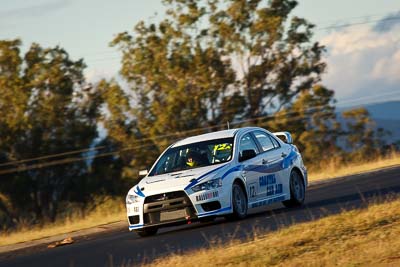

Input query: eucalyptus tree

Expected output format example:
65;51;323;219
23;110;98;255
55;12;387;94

112;0;325;127
0;40;101;224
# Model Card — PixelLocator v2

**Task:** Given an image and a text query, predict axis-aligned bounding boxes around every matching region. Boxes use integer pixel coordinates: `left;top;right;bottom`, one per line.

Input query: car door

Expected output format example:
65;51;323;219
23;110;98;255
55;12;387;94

237;133;261;203
251;130;285;200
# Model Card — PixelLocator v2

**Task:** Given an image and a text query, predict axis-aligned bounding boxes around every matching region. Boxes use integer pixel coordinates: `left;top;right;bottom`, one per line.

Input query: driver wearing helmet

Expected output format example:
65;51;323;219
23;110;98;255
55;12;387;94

186;150;203;167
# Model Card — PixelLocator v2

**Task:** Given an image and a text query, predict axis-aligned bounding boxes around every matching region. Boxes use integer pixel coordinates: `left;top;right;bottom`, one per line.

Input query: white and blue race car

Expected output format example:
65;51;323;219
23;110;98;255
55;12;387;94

126;127;307;237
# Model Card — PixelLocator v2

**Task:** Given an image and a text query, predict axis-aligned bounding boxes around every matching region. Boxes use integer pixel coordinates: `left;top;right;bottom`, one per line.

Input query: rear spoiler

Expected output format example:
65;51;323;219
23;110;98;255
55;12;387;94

273;132;293;144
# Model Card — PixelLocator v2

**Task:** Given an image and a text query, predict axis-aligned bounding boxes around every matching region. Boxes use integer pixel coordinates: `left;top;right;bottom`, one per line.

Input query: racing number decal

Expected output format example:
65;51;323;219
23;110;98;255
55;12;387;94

249;183;257;199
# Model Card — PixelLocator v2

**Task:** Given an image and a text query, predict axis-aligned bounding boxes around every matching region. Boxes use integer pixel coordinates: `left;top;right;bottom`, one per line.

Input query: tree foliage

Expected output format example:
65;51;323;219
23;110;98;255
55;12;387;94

0;40;101;224
110;0;327;166
341;107;386;161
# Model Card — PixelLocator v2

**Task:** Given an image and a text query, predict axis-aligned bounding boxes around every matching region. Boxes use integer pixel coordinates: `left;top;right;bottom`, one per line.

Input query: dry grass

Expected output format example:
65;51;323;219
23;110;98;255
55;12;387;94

0;197;125;246
147;197;400;267
309;151;400;182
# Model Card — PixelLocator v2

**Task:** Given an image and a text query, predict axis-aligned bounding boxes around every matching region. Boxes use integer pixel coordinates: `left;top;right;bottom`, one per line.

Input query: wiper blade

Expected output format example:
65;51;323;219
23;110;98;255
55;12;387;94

169;172;183;176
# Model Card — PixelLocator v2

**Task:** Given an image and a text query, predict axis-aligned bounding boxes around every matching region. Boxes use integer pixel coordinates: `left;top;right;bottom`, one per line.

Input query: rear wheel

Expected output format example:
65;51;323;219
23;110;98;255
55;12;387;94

134;227;158;237
227;182;248;220
282;170;305;208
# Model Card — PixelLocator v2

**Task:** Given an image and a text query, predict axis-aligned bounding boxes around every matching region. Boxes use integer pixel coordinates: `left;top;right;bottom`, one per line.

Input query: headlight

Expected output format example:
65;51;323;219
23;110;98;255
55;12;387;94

126;194;140;204
192;178;222;192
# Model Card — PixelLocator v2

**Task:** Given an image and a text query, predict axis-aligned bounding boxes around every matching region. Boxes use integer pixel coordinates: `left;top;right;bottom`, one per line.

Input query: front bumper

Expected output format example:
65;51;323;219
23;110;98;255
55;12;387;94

143;191;197;226
127;188;231;230
127;191;197;230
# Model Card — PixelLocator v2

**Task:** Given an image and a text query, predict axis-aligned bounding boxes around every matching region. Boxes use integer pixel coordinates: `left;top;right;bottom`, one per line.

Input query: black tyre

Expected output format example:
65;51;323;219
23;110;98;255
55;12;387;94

227;182;248;220
282;170;305;208
134;227;158;237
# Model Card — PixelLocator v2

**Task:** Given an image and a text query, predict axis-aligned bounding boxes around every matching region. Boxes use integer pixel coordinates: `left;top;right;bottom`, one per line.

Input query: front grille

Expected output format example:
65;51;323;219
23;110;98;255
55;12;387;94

143;191;196;225
144;191;187;203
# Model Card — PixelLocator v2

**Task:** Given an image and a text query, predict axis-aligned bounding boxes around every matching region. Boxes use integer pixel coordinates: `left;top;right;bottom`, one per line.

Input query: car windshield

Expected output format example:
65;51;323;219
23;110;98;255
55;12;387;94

149;137;234;176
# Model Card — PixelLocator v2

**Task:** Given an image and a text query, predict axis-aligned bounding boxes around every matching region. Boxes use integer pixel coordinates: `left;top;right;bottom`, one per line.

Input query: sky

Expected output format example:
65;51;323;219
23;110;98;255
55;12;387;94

1;0;400;107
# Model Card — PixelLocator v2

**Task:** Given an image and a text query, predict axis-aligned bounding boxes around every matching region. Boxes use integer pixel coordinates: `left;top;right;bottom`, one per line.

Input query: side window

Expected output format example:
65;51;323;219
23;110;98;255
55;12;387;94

270;136;281;148
254;131;275;152
239;133;259;158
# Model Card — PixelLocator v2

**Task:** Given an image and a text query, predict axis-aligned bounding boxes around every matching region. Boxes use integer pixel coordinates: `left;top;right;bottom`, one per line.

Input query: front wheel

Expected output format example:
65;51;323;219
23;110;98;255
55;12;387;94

134;227;158;237
282;170;305;208
226;182;248;220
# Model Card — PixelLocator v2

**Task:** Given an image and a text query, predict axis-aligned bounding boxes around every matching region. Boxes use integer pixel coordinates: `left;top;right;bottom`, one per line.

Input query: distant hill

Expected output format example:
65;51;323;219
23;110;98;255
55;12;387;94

362;101;400;121
338;101;400;144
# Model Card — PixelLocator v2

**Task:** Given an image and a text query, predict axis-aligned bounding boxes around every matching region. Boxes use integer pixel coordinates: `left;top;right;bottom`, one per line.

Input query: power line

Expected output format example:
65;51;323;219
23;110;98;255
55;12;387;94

313;12;391;26
316;15;400;31
0;114;355;179
2;88;397;171
0;99;379;176
0;146;107;168
0;143;156;176
81;14;400;64
0;104;344;176
55;11;399;63
0;101;339;169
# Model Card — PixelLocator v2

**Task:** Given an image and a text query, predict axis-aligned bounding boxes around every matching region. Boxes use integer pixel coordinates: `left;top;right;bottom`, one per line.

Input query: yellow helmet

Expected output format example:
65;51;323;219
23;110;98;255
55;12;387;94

213;143;232;152
213;143;232;162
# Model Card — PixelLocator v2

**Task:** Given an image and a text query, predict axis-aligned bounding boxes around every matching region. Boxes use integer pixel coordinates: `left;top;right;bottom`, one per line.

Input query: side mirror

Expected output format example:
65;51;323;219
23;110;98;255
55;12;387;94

273;131;293;144
239;149;257;162
138;169;148;178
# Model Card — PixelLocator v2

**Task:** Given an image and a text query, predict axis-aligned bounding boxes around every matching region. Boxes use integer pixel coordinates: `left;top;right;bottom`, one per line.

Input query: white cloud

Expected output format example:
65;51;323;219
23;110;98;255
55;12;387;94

320;23;400;105
322;27;392;55
372;49;400;82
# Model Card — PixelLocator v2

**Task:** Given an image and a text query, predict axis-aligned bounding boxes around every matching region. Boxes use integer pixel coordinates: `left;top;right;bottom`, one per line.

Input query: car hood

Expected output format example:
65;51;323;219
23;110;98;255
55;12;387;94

132;163;230;196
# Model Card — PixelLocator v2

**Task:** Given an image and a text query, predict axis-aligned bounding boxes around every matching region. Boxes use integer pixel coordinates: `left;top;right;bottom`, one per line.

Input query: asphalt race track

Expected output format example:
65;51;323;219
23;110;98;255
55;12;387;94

1;166;400;267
